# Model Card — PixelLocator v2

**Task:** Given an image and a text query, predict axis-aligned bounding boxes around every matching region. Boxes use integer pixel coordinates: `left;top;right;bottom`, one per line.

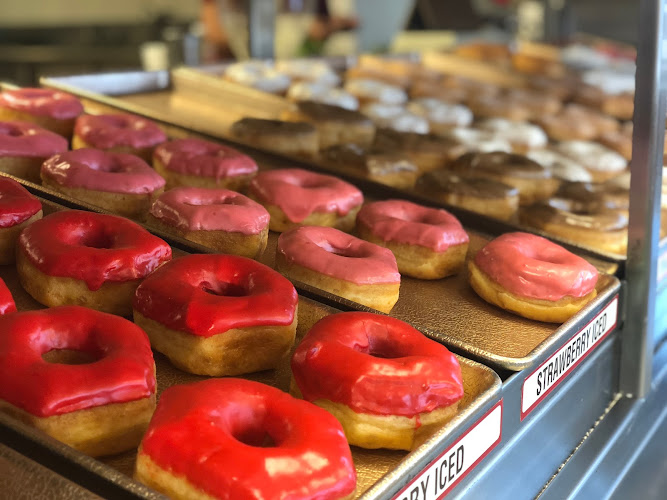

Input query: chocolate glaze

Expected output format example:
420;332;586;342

556;181;629;211
450;152;551;179
295;100;372;124
322;144;419;176
373;128;466;157
416;169;519;200
231;118;315;137
523;199;628;232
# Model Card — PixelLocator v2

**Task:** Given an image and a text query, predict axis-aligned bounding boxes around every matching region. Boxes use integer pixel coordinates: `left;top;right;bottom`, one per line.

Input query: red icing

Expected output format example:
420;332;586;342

153;138;258;180
18;210;172;291
41;149;165;194
292;312;464;416
357;200;469;252
0;177;41;228
0;121;68;157
0;88;83;120
278;226;400;285
0;306;155;417
0;278;16;315
149;187;269;234
133;254;297;337
249;168;363;223
474;232;599;301
74;114;166;149
139;378;356;500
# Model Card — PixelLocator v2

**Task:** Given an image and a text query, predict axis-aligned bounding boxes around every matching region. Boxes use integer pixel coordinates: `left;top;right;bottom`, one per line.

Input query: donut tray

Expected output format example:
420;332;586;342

0;196;501;500
38;70;652;274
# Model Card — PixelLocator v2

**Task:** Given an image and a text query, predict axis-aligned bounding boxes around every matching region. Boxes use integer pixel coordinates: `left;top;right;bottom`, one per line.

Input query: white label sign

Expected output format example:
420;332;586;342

393;401;502;500
521;296;618;420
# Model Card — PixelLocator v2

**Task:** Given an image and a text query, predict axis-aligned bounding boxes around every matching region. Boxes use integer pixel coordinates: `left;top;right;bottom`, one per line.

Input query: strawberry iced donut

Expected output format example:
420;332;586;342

133;254;298;376
135;379;356;500
357;200;469;279
469;232;599;323
277;226;400;313
0;306;156;456
73;113;166;162
248;168;363;232
0;278;16;315
152;138;258;191
148;187;270;259
0;177;42;264
0;88;83;138
41;149;165;219
17;210;172;316
0;121;67;182
291;312;464;450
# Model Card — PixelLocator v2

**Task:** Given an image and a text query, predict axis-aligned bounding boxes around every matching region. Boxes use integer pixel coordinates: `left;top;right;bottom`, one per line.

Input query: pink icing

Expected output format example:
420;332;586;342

150;187;269;234
474;232;599;301
249;168;363;223
0;88;83;120
41;149;165;194
74;114;166;149
153;139;258;181
277;226;400;285
357;200;469;252
0;121;68;157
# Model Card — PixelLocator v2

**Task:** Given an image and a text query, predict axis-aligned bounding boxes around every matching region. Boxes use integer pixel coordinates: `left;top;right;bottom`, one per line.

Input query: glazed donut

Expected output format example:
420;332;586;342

276;59;340;86
0;121;67;183
469;232;599;322
148;187;269;259
0;306;156;456
502;88;563;118
406;98;473;135
16;210;172;316
135;378;356;500
468;94;532;122
449;152;560;205
535;104;619;142
344;67;412;90
248;168;363;233
409;80;469;104
528;75;577;101
477;118;548;153
0;88;83;138
281;100;375;150
555;141;627;182
41;149;165;219
455;42;512;63
276;226;400;313
520;199;628;255
361;103;429;134
356;200;469;279
526;149;593;183
343;78;407;106
72;114;167;162
574;83;634;120
230;118;319;157
446;128;513;155
0;177;42;265
152;138;257;191
133;254;298;376
597;128;632;161
291;312;464;450
0;278;16;315
286;81;358;110
415;170;520;222
224;60;291;94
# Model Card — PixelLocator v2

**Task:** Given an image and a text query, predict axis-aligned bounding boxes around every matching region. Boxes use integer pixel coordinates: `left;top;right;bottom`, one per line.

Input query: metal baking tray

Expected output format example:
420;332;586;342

38;71;637;275
0;196;501;500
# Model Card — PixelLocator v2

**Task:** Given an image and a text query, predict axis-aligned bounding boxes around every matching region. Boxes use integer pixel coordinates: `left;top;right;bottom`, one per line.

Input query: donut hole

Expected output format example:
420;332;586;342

233;427;278;448
42;349;99;365
95;159;126;173
286;177;330;190
366;337;404;359
319;241;364;259
200;281;247;297
79;230;115;249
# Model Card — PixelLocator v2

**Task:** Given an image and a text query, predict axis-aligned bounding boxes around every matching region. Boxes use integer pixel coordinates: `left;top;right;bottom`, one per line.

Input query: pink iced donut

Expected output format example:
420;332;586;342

248;168;363;232
73;114;166;161
469;232;599;322
0;88;83;132
41;149;165;218
0;121;68;182
0;177;43;265
152;138;258;190
148;187;270;258
276;226;400;312
356;200;470;279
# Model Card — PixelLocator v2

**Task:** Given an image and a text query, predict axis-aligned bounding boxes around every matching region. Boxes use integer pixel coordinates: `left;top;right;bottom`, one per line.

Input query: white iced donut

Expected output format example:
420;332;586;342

225;61;291;94
477;118;548;153
447;128;512;154
407;98;473;134
362;103;429;134
526;149;593;183
287;81;359;111
276;59;340;86
555;141;628;182
344;78;407;105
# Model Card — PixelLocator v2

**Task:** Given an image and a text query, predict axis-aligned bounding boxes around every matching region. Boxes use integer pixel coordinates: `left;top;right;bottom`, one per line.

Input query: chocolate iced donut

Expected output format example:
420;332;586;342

230;118;318;157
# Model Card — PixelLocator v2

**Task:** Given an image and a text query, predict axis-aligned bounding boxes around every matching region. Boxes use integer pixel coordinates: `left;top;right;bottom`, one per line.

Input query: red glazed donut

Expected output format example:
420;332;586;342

356;200;469;279
152;138;258;190
0;121;68;182
0;88;83;137
0;278;16;314
17;210;172;316
291;312;464;450
248;168;363;232
135;378;356;500
469;232;599;322
276;226;400;313
133;254;298;376
0;177;42;264
148;187;269;258
41;149;165;218
73;113;167;162
0;306;156;456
